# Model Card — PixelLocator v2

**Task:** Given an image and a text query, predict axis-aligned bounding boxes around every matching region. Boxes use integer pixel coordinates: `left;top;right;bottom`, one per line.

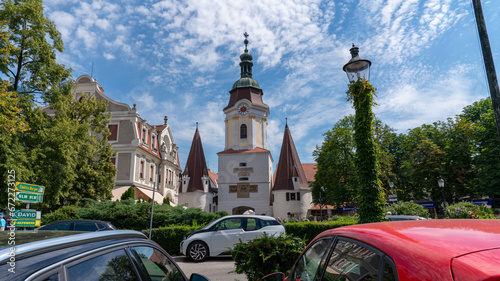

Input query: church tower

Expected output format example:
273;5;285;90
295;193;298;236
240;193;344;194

217;33;273;215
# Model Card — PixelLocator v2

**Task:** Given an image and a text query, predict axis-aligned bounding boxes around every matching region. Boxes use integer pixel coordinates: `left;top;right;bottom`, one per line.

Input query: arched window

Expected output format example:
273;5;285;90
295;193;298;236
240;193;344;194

240;124;247;139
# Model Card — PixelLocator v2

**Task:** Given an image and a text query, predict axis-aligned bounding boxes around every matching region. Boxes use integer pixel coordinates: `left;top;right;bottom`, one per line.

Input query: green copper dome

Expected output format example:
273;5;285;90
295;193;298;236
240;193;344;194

232;32;260;90
231;77;261;90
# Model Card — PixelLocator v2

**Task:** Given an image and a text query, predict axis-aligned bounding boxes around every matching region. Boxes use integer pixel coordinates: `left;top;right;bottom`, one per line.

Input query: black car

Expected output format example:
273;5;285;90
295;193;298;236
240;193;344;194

0;230;210;281
37;219;117;232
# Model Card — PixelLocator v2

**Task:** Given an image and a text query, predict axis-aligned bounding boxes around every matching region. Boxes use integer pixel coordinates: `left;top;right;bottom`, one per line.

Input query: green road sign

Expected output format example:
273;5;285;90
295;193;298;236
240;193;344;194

15;182;45;194
13;219;41;227
13;210;41;219
16;192;43;203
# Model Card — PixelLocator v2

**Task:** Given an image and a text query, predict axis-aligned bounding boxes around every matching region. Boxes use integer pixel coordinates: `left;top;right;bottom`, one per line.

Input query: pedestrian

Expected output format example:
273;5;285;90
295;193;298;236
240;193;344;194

0;212;6;231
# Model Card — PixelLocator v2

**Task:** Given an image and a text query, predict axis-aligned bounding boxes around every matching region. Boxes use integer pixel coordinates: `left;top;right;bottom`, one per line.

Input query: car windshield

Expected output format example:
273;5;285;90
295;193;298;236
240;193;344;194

0;230;86;250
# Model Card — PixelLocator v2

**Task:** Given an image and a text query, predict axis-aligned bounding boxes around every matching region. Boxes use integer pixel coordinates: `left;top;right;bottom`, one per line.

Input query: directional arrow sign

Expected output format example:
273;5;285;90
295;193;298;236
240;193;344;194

16;192;43;203
15;182;45;194
13;210;41;219
13;219;41;228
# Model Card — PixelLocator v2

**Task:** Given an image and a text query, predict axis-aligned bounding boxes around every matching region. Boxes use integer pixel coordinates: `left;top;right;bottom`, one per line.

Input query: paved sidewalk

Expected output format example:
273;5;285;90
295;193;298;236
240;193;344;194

174;255;248;281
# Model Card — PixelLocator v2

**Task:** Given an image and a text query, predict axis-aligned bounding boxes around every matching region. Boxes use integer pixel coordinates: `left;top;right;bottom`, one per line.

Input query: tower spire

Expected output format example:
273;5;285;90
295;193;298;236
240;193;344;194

239;32;253;78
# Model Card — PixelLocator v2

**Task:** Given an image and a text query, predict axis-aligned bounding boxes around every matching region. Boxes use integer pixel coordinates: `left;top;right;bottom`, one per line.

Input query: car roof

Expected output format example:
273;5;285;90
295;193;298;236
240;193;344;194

387;215;425;218
314;219;500;279
0;230;145;262
317;220;500;258
41;219;112;224
220;215;278;220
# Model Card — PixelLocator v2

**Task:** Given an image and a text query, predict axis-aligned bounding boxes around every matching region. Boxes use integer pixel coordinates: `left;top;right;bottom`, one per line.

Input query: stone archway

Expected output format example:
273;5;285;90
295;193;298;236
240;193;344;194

232;206;255;215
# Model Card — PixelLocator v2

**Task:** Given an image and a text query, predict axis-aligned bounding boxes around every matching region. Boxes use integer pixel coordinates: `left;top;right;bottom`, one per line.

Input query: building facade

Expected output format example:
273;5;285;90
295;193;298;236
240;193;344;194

72;75;182;204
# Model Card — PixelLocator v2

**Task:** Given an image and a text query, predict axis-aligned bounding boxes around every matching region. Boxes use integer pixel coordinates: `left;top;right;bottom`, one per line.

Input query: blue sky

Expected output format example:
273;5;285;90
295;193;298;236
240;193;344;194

44;0;500;173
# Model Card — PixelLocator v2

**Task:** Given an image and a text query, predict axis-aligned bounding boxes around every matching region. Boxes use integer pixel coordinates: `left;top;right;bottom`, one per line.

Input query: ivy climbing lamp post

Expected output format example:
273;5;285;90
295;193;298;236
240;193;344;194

343;44;386;223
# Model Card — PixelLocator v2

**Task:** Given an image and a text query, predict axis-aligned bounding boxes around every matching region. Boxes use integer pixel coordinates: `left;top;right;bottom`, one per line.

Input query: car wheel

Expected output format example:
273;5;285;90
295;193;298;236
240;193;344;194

188;241;209;262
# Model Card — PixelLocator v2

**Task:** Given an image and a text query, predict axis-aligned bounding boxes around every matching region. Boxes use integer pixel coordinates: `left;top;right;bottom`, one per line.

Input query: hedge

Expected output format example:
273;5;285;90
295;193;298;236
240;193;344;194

144;218;358;257
144;225;197;255
284;218;358;245
41;199;228;230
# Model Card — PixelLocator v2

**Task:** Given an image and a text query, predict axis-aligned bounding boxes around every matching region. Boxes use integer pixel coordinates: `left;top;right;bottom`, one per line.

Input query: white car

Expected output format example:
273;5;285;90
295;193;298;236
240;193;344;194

180;215;285;262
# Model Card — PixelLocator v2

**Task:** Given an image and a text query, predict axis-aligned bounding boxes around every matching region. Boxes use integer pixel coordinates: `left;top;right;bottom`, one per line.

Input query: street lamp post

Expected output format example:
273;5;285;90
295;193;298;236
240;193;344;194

438;177;445;211
343;44;386;223
319;186;325;221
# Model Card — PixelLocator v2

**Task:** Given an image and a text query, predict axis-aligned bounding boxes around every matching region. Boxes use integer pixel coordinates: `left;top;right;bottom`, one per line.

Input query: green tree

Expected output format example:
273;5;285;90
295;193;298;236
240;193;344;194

0;0;115;210
312;115;358;209
461;98;500;198
312;115;395;211
391;117;475;203
0;0;70;98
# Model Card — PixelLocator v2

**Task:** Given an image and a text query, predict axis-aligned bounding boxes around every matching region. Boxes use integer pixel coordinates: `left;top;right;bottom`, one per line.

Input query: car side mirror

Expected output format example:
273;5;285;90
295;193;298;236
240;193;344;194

262;272;285;281
190;273;211;281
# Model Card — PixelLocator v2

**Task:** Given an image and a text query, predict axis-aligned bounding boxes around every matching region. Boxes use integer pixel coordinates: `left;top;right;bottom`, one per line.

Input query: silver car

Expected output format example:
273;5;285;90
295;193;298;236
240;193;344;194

180;215;285;262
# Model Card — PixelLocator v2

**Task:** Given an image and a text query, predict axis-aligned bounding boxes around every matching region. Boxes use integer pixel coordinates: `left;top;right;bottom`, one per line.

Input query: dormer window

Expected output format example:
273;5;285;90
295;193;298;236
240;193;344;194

142;128;147;145
151;134;157;150
240;124;247;139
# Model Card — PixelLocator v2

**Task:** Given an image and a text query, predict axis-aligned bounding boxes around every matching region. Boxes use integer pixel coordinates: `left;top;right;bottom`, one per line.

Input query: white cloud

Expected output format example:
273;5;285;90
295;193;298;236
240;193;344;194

50;11;76;41
103;53;115;60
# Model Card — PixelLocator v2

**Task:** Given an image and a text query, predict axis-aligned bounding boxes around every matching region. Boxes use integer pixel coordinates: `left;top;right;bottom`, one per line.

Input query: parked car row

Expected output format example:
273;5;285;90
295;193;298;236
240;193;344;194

262;219;500;281
0;230;210;281
4;216;500;280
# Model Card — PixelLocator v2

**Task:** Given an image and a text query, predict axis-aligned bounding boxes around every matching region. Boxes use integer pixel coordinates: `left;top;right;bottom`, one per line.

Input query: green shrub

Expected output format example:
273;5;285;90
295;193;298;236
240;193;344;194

232;233;305;281
120;187;135;200
41;199;229;230
385;201;430;218
445;202;495;219
284;219;357;245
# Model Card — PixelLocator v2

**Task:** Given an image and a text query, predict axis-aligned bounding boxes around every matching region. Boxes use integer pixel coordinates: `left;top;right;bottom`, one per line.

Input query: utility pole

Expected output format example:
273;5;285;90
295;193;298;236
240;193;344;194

472;0;500;142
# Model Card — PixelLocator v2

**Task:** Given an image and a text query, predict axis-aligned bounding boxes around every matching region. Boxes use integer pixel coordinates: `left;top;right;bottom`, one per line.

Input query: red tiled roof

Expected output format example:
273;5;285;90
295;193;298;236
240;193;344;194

302;163;317;183
310;204;337;210
208;169;218;186
217;147;270;154
224;87;268;111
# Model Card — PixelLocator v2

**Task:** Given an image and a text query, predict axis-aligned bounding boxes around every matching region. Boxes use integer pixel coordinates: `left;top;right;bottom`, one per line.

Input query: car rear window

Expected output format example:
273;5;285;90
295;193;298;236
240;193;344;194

74;222;98;232
260;219;280;227
41;222;72;231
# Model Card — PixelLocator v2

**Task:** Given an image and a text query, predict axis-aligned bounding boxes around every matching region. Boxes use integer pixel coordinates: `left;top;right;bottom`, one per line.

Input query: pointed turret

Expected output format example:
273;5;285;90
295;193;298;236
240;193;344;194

273;123;309;191
180;124;209;193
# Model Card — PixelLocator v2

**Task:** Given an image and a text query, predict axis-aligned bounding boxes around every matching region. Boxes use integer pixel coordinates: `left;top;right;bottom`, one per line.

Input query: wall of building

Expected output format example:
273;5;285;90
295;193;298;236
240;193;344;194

218;152;273;216
273;190;313;220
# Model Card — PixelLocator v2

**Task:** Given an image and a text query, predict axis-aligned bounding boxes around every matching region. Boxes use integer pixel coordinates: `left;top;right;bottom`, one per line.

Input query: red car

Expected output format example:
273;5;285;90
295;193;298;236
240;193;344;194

263;219;500;281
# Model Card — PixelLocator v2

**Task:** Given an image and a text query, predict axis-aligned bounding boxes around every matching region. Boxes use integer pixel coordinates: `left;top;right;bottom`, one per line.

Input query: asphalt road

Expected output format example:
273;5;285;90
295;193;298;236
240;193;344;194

174;255;248;281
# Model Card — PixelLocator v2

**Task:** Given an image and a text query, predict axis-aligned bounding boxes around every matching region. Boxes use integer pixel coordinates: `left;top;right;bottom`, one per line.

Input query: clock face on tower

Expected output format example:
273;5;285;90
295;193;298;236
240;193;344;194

237;103;249;115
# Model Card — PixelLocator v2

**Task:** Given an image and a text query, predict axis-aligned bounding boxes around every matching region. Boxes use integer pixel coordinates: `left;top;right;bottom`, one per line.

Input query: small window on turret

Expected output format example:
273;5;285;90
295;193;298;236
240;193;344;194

239;177;248;181
239;163;247;167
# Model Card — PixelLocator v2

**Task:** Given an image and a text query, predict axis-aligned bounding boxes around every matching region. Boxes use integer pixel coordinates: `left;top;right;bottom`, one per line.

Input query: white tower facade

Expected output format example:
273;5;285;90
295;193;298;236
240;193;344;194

218;34;273;216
